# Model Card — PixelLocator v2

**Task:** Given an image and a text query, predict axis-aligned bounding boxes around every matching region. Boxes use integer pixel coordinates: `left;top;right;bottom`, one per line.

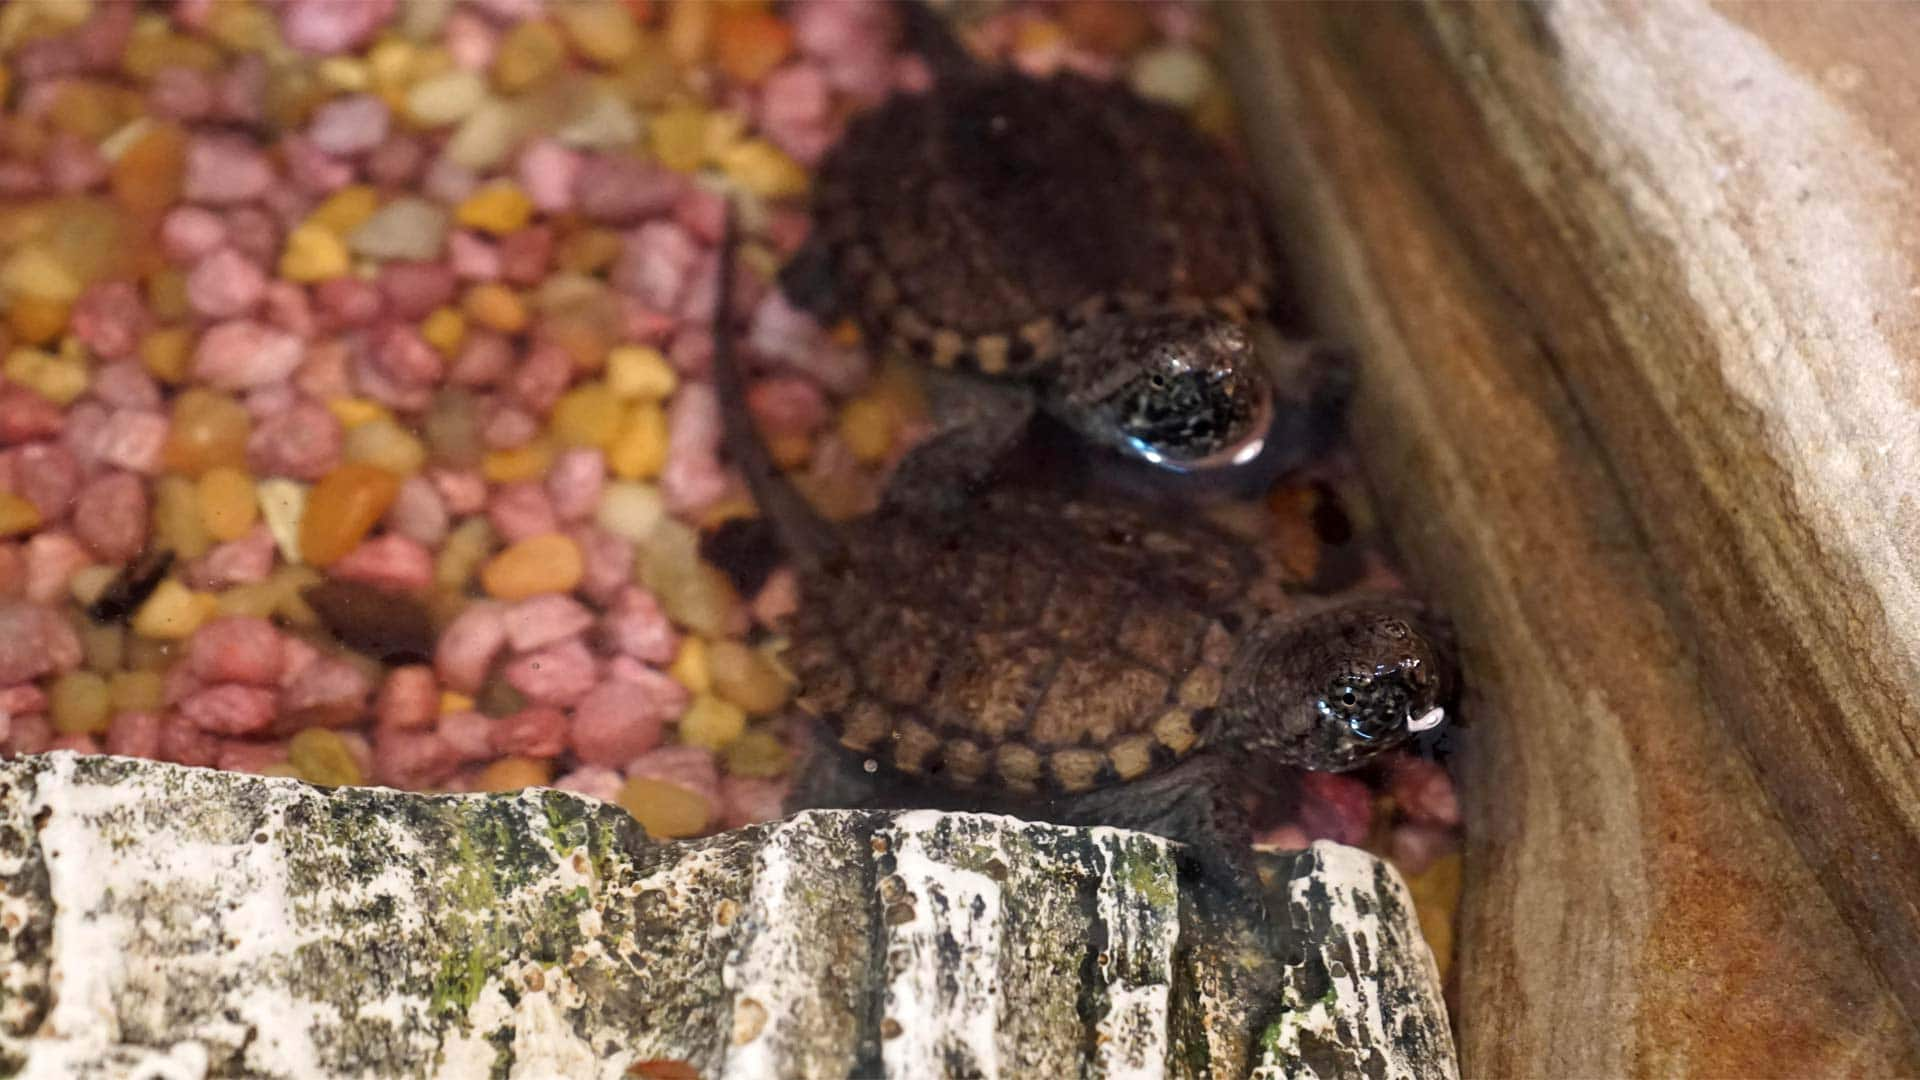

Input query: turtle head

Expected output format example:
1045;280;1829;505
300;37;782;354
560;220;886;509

1054;309;1275;473
1223;602;1453;772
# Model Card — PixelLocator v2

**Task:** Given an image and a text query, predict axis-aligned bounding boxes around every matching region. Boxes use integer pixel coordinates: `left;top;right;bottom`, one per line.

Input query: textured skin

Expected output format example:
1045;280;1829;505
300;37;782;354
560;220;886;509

806;71;1273;376
787;484;1274;796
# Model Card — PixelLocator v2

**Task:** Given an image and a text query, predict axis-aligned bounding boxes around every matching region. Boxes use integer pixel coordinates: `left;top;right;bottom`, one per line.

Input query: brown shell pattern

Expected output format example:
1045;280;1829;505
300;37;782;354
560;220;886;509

811;73;1274;378
786;488;1266;796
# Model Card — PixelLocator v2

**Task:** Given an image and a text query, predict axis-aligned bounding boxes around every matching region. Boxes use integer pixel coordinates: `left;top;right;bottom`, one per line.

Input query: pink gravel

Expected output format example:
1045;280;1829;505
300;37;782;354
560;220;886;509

504;595;595;653
23;533;89;606
503;639;598;707
1295;772;1374;848
372;728;458;788
105;711;164;759
159;715;222;768
568;670;681;768
179;684;278;736
192;528;278;589
70;281;148;361
487;481;559;543
247;400;343;481
73;471;148;563
183;135;274;204
308;94;390;155
437;710;494;762
386;476;450;547
187;617;285;686
187;249;267;319
376;665;439;731
435;602;508;693
491;706;568;758
328;534;433;593
12;443;79;521
0;599;71;684
195;320;306;391
545;448;605;522
280;656;372;728
92;409;169;474
603;588;678;664
572;525;634;606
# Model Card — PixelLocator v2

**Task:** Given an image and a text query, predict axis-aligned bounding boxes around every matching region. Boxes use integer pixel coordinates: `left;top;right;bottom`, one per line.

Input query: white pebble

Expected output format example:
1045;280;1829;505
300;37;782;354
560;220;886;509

1129;45;1214;108
406;70;487;127
348;197;451;261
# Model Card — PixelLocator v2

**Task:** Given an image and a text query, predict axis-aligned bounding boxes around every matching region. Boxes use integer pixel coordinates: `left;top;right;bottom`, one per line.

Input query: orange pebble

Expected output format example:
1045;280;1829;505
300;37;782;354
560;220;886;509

480;533;584;600
7;296;69;346
713;9;793;84
473;756;554;791
163;388;252;475
111;123;188;219
300;464;402;567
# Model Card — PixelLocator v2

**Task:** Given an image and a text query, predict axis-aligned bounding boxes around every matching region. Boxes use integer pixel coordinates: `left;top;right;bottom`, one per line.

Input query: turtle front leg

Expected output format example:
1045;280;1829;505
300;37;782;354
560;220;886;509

880;368;1037;517
783;719;887;813
1049;754;1267;920
776;235;846;324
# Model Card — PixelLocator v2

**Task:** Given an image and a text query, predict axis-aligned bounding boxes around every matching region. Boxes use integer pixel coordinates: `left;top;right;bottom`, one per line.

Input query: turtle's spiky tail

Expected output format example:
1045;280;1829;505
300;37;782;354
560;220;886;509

711;204;842;577
895;0;978;85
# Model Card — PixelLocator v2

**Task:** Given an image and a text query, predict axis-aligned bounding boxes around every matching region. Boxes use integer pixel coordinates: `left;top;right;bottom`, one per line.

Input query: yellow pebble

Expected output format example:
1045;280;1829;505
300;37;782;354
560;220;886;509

132;579;219;640
68;565;118;607
668;637;710;695
196;467;259;543
717;138;808;199
154;475;213;559
482;441;555;484
481;533;584;601
474;756;553;792
722;728;792;779
50;671;113;736
837;397;897;463
493;18;566;92
0;245;83;304
326;397;390;429
618;777;710;839
3;347;87;406
421;307;466;355
288;729;364;787
440;691;474;715
649;103;708;172
607;402;668;480
463;283;527;333
317;57;371;92
307;185;381;235
147;269;191;322
109;670;165;713
606;345;677;401
550;383;624;449
679;693;746;751
139;327;192;384
342;418;427;475
279;223;351;282
456;181;535;235
707;640;792;715
555;1;639;66
0;492;42;538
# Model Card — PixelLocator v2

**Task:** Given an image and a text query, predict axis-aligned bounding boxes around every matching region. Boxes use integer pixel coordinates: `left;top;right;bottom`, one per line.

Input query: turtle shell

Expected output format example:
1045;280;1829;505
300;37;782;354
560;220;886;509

809;72;1274;377
784;487;1270;796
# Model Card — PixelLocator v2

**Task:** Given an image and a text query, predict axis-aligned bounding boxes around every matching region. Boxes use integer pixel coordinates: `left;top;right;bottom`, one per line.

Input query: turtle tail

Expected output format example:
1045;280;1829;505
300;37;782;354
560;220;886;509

711;204;842;577
894;0;978;85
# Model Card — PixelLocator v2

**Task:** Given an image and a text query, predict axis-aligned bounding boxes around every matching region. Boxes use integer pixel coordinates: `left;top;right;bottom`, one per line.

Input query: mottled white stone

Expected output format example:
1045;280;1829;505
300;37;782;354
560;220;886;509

0;754;1454;1078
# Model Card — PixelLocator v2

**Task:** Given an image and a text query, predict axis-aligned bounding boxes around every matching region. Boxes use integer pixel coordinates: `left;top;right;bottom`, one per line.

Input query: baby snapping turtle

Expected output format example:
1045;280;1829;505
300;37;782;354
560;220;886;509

727;218;1452;891
783;1;1335;478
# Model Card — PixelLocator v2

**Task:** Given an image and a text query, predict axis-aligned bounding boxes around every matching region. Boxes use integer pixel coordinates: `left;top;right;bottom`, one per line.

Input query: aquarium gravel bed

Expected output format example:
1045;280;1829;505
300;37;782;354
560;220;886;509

0;0;1462;974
